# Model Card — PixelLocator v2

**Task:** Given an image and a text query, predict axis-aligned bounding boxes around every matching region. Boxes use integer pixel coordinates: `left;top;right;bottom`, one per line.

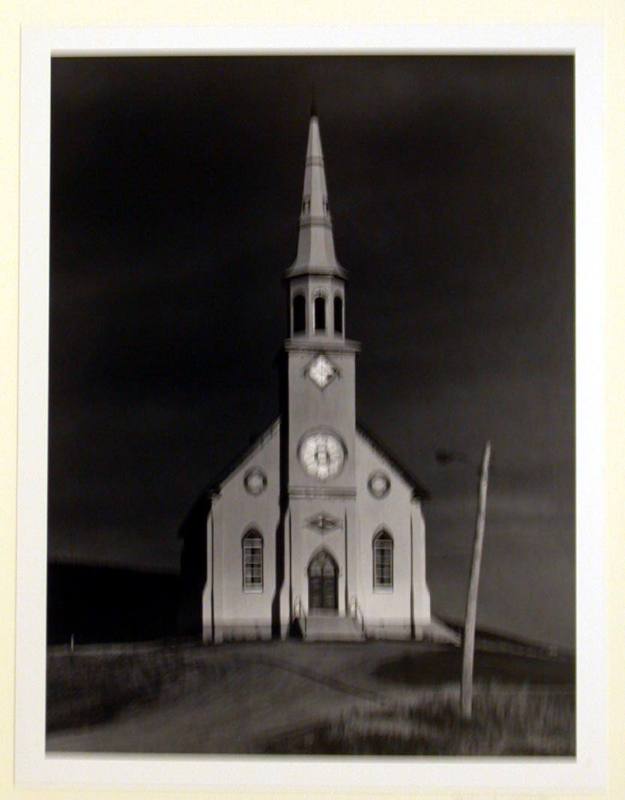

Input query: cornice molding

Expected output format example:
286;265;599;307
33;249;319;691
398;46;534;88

285;338;360;353
289;486;356;499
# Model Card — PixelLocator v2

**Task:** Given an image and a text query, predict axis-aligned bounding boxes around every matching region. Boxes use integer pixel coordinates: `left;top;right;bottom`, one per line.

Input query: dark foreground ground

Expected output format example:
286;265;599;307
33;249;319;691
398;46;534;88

46;640;574;755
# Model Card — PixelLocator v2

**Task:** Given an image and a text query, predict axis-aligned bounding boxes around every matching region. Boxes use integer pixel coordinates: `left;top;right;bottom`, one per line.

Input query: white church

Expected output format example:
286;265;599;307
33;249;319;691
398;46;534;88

179;110;454;644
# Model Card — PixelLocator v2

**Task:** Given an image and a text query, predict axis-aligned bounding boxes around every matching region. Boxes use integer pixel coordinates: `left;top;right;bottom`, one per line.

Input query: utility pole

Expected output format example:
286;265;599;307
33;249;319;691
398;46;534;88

461;440;491;720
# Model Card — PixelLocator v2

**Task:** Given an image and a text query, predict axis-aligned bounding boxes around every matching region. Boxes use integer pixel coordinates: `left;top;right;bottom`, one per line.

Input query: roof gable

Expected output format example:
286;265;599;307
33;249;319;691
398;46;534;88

199;415;428;501
205;417;280;496
356;420;430;500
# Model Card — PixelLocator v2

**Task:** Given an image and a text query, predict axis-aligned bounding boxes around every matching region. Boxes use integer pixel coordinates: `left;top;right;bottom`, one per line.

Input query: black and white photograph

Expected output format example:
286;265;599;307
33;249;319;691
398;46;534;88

43;53;577;758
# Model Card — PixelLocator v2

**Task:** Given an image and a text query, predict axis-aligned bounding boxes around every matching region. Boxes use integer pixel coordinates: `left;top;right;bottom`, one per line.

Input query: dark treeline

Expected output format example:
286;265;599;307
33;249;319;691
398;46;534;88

47;562;180;645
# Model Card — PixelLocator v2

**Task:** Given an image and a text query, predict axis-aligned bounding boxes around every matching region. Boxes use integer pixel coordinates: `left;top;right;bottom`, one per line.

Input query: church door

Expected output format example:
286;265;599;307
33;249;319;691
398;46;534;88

308;550;338;612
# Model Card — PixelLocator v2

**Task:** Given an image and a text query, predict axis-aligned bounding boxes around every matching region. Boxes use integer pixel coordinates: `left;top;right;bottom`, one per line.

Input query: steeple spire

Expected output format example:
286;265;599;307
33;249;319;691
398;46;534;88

285;112;346;279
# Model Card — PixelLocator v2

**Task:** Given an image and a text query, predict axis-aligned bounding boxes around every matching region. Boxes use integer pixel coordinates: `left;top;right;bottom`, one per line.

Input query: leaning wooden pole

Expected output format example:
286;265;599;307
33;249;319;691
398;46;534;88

461;440;491;720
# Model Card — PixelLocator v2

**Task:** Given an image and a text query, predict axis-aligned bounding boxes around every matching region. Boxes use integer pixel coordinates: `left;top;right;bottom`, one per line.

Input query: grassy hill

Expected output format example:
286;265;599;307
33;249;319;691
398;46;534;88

47;562;180;645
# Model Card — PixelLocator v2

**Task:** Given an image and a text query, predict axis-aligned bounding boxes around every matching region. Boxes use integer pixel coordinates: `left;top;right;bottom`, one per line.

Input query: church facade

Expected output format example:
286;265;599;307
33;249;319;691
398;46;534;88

189;111;444;643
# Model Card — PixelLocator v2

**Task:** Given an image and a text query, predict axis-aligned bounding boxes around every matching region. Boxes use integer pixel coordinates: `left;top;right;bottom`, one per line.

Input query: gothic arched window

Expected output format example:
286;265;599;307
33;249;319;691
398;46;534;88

293;294;306;335
373;530;393;589
334;295;343;335
314;295;326;332
242;529;263;591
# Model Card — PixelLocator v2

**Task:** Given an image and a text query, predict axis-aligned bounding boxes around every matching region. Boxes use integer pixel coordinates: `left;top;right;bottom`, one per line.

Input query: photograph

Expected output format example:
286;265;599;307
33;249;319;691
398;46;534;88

44;54;575;757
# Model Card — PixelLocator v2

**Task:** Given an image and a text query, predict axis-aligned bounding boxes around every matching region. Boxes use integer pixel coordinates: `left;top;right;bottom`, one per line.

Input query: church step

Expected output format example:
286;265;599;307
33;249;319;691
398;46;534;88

301;614;365;642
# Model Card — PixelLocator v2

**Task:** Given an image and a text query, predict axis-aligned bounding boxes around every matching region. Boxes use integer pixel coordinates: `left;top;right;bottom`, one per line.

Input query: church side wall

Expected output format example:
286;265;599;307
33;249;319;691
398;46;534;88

205;423;281;641
201;512;213;642
355;433;430;639
411;501;431;624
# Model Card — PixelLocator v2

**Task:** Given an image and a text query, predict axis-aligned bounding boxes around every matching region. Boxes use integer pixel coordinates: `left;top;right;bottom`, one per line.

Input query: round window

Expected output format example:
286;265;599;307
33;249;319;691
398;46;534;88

244;468;267;496
368;471;390;498
298;430;346;481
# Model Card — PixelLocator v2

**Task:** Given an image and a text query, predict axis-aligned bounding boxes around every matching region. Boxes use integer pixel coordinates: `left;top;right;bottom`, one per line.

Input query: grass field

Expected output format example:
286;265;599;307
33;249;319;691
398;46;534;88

46;640;574;755
265;686;574;755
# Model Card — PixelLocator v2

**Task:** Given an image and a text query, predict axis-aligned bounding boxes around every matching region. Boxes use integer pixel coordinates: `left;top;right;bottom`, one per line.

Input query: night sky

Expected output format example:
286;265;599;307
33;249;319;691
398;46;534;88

49;56;574;647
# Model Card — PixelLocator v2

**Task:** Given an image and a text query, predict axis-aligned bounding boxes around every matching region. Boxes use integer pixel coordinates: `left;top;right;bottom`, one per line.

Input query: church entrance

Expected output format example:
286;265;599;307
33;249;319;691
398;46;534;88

308;550;338;612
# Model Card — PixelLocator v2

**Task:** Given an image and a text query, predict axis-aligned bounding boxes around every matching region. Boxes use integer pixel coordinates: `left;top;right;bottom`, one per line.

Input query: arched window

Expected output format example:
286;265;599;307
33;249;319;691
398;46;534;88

334;295;343;335
373;530;393;589
314;295;326;332
293;294;306;335
242;529;263;591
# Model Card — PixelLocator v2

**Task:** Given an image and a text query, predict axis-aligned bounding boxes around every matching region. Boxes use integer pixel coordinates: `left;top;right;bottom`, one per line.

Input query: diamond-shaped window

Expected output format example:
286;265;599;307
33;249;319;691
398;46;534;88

307;354;338;389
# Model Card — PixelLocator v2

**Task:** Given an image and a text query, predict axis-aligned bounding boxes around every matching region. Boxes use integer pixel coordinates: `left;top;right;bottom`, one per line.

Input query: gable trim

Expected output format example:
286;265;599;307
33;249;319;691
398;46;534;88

356;421;430;500
205;417;280;496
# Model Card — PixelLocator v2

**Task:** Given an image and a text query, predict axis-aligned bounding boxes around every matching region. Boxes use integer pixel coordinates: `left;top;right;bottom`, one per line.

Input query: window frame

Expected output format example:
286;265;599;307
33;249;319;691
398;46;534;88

314;294;326;332
372;529;394;591
333;294;343;335
292;293;306;335
242;529;263;593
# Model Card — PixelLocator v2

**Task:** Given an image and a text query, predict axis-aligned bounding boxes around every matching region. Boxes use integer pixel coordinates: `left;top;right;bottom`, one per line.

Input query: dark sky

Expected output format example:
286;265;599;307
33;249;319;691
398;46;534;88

49;55;574;647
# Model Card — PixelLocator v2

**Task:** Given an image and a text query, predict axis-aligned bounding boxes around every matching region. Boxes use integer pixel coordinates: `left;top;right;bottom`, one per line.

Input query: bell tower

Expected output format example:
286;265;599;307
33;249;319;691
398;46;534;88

283;107;360;618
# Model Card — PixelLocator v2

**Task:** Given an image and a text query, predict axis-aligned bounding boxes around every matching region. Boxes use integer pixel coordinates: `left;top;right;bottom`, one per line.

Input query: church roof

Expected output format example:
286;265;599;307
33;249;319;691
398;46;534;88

284;111;346;280
356;420;430;501
196;415;429;502
202;417;280;499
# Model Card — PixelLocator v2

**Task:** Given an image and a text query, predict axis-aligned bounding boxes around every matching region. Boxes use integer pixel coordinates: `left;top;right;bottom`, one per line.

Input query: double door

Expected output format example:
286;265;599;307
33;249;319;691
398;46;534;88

308;550;338;611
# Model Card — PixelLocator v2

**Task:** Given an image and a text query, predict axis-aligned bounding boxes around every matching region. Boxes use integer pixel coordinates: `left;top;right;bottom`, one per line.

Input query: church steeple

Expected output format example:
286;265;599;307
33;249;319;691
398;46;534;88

285;110;349;343
285;111;346;280
283;110;358;533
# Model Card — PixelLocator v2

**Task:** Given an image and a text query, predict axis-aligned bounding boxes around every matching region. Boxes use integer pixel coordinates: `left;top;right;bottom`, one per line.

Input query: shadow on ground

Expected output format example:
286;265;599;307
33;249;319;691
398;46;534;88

374;648;574;687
